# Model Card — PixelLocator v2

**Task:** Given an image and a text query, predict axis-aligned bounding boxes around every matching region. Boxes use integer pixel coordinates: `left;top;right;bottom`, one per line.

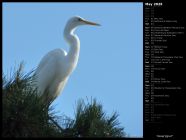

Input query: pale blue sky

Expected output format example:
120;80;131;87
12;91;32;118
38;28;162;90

3;2;143;137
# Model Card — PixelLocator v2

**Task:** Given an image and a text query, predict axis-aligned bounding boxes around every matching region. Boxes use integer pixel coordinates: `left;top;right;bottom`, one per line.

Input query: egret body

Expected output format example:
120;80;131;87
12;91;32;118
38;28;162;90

34;16;100;103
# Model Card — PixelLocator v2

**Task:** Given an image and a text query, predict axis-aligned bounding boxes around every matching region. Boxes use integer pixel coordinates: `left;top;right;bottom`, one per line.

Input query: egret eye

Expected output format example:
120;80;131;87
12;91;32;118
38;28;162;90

78;18;82;21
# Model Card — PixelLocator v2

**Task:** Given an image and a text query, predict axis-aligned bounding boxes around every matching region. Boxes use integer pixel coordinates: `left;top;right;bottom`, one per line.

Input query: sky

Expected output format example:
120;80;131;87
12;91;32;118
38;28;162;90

3;2;143;137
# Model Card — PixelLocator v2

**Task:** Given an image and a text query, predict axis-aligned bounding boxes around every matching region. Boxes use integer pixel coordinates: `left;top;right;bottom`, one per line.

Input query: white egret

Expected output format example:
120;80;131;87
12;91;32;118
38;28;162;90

34;16;100;104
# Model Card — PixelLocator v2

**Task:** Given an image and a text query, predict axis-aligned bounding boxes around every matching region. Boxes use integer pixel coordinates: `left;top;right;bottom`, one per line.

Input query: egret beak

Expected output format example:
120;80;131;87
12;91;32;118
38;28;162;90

81;19;101;26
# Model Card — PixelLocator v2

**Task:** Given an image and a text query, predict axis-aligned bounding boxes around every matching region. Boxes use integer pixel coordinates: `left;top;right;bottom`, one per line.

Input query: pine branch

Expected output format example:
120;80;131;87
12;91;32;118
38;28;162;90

3;63;126;137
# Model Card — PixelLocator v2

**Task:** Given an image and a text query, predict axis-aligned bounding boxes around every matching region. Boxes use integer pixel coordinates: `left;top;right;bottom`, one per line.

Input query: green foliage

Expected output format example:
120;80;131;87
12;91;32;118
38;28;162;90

62;99;126;137
2;63;126;137
2;63;61;137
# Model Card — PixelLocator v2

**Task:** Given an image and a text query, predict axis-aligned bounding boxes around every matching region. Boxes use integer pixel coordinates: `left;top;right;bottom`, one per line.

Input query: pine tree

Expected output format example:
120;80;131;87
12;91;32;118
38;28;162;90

2;63;126;137
60;98;126;137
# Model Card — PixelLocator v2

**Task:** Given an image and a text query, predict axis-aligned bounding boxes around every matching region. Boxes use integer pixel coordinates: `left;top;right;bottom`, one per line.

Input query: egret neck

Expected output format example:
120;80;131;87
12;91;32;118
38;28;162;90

64;25;80;73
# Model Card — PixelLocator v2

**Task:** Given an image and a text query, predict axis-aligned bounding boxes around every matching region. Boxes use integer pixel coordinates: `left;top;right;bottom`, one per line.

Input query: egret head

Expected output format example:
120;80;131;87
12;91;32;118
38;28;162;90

66;16;100;29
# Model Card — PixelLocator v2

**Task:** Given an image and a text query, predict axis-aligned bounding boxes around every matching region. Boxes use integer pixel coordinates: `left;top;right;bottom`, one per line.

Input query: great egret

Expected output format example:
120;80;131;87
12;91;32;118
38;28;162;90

34;16;100;104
